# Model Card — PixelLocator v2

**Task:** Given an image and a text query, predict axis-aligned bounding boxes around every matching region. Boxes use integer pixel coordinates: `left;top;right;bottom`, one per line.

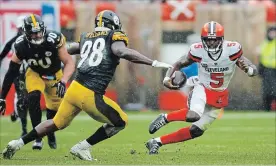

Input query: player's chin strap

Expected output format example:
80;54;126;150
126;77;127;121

103;123;125;137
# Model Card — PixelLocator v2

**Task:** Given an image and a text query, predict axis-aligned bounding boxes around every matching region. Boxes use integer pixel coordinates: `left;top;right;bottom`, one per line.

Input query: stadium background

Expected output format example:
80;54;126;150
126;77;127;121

0;0;275;115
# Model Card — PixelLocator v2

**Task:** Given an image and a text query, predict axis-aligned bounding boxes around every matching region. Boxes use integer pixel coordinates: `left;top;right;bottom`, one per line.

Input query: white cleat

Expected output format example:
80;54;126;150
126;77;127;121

2;140;23;159
70;143;93;161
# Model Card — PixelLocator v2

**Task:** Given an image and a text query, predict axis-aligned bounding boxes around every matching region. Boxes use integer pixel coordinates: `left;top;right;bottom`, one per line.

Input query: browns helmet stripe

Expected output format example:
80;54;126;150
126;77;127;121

208;21;216;35
30;14;37;28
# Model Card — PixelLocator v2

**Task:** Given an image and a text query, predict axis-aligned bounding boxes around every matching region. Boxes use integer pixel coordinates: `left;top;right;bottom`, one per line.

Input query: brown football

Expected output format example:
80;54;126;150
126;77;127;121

172;71;187;88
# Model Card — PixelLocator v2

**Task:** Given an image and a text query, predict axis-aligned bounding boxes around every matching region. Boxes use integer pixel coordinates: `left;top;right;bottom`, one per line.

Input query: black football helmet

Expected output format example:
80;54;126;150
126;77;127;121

95;10;122;31
23;14;46;45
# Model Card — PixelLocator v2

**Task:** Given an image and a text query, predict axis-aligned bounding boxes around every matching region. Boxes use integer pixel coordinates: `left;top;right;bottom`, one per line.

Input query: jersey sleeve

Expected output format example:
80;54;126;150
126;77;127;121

14;36;25;61
46;31;66;49
111;31;129;46
229;42;243;61
188;43;203;63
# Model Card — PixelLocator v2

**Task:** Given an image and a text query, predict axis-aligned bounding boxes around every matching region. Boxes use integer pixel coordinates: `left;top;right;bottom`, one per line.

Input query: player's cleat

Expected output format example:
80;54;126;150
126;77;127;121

145;139;161;155
149;113;168;134
47;133;57;149
2;140;23;159
32;140;43;150
10;112;18;122
70;143;93;161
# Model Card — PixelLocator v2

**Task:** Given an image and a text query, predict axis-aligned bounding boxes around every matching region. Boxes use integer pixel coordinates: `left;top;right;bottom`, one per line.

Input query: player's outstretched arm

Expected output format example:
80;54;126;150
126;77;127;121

236;56;258;77
67;42;80;55
163;55;194;90
111;41;172;68
0;54;21;115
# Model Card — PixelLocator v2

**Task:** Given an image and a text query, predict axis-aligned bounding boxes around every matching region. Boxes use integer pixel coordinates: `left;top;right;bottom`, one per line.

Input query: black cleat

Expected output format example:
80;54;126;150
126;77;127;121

32;140;43;150
47;133;57;149
149;113;168;134
10;112;18;122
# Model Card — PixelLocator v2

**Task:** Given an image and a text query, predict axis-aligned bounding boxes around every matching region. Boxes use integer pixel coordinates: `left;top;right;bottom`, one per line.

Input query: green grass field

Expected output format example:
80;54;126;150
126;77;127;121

0;111;275;165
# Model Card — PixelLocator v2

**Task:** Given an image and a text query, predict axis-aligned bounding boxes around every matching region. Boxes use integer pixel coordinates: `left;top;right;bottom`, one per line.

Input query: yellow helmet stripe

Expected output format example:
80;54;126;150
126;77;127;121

98;11;105;27
30;14;37;28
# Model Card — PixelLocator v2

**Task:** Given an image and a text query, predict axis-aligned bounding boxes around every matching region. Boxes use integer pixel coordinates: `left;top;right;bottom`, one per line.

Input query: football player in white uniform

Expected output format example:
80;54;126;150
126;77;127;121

146;21;258;154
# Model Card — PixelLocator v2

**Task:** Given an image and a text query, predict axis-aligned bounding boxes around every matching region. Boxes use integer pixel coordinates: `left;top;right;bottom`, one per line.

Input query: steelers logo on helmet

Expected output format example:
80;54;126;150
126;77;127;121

113;16;120;26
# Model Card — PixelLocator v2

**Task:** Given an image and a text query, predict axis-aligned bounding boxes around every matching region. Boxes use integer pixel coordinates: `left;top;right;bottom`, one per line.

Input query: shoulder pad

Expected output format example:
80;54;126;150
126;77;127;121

227;41;243;61
188;42;203;62
112;30;129;46
46;30;66;48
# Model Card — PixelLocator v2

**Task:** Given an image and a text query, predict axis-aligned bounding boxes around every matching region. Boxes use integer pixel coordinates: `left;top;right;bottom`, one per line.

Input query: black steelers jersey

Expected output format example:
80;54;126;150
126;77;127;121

14;30;65;75
75;30;129;94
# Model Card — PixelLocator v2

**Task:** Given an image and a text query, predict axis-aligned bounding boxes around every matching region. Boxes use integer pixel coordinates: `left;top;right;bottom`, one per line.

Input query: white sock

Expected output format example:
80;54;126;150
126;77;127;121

155;137;162;144
78;140;92;149
164;114;168;121
18;138;25;147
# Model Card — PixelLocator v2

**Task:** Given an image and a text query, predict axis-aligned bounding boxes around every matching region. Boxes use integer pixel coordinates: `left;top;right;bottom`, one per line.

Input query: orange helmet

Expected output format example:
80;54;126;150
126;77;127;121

201;21;224;54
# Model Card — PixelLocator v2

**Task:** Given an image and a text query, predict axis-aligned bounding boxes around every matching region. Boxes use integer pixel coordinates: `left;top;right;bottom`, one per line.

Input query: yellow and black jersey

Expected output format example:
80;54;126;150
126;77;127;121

75;30;129;95
14;30;65;75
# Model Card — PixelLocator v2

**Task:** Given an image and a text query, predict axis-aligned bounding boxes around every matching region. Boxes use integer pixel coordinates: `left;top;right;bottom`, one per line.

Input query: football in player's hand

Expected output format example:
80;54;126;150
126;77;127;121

171;71;187;88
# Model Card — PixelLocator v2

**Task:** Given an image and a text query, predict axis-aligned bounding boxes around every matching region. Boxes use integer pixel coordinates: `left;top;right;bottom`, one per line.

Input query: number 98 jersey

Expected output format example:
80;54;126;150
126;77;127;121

75;30;129;94
14;30;65;75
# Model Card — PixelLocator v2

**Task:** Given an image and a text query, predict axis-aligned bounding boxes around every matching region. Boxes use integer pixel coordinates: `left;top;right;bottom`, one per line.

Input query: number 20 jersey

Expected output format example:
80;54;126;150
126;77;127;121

75;30;129;94
14;30;65;75
188;40;243;91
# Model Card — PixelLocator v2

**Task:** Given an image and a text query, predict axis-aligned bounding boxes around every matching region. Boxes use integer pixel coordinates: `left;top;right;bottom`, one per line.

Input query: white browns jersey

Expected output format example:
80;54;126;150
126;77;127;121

188;40;243;91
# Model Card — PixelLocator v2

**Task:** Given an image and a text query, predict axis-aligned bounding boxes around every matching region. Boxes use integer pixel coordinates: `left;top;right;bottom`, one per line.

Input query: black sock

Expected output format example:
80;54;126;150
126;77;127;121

86;126;109;146
21;129;39;144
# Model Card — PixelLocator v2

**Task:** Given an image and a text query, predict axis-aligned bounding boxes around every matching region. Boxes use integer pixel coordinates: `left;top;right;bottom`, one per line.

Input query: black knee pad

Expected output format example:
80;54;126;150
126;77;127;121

190;125;204;138
27;91;41;112
103;123;125;138
46;109;57;120
28;90;41;105
186;111;201;122
113;119;126;128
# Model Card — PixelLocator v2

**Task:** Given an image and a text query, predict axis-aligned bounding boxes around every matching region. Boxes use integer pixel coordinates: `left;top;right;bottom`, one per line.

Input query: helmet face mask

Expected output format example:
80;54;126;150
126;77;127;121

23;14;46;45
95;10;122;31
202;37;223;54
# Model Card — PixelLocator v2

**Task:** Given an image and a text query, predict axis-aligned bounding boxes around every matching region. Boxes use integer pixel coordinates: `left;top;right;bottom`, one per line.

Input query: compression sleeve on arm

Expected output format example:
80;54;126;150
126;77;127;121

0;61;21;99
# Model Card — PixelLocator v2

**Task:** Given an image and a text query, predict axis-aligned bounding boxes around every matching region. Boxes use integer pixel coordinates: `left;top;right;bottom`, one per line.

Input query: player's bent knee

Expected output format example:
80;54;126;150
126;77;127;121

28;90;41;101
190;125;204;138
186;111;201;122
103;123;125;137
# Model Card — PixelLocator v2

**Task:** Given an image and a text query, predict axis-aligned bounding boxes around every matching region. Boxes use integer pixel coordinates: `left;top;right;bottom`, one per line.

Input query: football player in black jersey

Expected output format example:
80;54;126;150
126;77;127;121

0;15;28;136
0;14;75;150
2;10;171;160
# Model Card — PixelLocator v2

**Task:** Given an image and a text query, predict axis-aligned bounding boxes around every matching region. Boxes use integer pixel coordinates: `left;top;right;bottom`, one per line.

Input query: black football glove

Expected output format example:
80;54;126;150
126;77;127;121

0;99;6;116
52;81;66;98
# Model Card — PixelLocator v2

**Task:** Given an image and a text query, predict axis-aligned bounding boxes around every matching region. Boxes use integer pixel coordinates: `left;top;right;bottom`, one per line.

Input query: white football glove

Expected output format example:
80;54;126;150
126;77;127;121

152;60;173;69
